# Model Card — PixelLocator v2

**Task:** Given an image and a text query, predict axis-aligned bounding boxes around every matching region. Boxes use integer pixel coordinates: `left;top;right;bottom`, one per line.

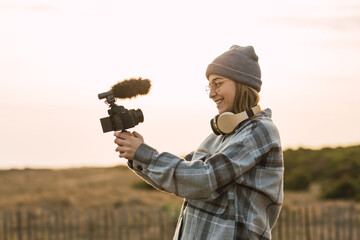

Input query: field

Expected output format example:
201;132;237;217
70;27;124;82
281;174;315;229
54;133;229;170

0;166;184;211
0;166;359;239
1;165;359;210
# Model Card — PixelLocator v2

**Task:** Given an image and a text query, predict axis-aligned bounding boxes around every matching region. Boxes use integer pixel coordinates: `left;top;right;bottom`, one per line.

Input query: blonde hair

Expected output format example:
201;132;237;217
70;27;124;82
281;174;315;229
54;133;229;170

232;82;260;114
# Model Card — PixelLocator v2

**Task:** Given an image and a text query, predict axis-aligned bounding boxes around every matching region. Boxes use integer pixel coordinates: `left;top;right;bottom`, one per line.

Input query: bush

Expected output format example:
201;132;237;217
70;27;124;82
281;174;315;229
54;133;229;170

321;176;360;200
284;169;311;191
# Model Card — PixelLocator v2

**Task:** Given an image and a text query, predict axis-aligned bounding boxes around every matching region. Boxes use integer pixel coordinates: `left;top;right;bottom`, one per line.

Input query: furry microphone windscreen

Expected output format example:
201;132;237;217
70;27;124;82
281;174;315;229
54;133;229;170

111;77;151;99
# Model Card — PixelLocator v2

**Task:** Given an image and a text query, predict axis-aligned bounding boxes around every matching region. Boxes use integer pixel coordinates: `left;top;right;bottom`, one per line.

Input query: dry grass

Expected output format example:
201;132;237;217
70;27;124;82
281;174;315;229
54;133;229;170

0;166;358;211
0;166;183;211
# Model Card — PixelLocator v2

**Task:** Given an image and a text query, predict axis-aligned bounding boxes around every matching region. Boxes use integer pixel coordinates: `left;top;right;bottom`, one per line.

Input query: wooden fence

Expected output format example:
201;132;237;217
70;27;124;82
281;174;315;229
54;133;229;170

1;204;359;240
273;204;360;240
0;208;178;240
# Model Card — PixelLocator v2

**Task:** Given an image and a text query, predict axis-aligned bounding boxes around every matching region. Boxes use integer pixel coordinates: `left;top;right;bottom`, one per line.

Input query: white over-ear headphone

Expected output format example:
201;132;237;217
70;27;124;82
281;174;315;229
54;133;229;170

210;105;261;135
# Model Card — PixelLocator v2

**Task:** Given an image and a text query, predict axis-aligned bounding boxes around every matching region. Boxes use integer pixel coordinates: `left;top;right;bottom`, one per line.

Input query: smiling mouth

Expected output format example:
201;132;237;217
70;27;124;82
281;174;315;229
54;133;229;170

215;99;223;106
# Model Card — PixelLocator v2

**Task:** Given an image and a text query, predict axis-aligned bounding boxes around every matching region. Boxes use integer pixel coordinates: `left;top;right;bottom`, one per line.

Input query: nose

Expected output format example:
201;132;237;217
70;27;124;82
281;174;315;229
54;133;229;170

209;86;217;99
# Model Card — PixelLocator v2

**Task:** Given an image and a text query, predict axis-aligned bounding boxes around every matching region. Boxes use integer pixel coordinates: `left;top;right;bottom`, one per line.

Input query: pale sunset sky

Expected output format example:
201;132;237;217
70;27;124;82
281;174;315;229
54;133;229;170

0;0;359;168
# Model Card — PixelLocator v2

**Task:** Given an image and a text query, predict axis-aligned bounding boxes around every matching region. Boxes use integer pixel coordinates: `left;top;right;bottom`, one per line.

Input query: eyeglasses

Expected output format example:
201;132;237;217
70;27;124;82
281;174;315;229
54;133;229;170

205;80;228;95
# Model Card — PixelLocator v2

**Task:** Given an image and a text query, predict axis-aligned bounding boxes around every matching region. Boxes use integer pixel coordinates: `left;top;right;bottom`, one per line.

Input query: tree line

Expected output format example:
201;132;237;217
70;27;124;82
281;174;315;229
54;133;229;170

283;144;360;201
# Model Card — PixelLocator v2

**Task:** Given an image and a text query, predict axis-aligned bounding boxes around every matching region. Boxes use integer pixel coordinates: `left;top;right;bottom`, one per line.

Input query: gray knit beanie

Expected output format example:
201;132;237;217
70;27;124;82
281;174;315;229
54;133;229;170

206;45;262;92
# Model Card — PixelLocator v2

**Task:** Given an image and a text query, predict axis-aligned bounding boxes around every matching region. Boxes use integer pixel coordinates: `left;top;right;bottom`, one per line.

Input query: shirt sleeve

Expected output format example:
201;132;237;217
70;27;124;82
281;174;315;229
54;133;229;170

129;119;281;200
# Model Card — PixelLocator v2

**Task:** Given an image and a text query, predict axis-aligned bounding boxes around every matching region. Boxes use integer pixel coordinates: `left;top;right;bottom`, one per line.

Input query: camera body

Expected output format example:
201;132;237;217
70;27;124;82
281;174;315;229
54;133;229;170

98;90;144;133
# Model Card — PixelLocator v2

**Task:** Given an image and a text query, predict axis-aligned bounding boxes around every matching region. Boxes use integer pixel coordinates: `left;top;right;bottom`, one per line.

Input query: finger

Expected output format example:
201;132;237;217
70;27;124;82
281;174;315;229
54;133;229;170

132;131;144;141
115;146;123;152
114;138;129;146
114;131;132;139
116;148;127;158
114;131;128;137
119;151;129;159
132;131;140;138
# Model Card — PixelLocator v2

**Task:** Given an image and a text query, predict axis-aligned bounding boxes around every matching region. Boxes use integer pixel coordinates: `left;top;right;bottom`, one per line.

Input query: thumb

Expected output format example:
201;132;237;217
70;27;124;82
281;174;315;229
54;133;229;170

132;131;144;141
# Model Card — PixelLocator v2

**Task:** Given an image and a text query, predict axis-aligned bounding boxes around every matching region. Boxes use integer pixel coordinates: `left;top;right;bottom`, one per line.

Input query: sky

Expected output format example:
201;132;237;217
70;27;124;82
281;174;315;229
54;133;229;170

0;0;359;169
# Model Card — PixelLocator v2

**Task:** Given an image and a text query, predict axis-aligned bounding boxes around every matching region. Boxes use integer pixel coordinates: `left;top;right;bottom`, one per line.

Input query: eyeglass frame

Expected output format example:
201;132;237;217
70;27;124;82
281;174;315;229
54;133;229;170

205;79;229;95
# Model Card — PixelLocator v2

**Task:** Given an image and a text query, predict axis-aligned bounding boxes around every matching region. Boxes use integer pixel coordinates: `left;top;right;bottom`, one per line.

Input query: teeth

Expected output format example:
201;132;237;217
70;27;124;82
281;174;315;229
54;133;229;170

216;99;223;104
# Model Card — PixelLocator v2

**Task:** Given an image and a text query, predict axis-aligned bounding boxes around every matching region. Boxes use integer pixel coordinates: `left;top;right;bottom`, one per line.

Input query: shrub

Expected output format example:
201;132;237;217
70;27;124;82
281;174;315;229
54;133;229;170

321;176;360;200
284;169;311;191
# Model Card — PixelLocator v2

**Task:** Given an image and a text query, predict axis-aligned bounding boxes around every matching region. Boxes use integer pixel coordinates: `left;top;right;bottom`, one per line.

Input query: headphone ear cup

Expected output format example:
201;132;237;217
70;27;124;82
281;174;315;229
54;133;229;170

210;106;262;136
210;115;222;135
217;112;237;134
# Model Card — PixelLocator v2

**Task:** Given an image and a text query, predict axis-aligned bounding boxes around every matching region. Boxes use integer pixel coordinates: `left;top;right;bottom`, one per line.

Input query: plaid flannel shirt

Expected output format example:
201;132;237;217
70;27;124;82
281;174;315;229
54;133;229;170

128;108;283;240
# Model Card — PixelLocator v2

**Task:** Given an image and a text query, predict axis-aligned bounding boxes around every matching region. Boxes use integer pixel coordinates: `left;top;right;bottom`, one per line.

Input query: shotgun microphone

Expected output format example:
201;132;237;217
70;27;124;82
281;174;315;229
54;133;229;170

98;77;151;100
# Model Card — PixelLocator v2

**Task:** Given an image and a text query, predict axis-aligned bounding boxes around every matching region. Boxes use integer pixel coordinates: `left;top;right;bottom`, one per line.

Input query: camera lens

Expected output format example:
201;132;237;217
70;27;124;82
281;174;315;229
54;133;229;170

131;109;144;124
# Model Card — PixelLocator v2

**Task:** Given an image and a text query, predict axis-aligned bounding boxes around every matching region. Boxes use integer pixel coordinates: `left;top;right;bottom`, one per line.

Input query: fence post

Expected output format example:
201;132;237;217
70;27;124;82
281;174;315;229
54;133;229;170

34;210;38;240
39;209;44;240
291;208;297;240
95;208;100;239
9;210;14;240
88;210;93;240
26;210;32;240
55;210;60;240
319;206;325;240
75;209;80;240
304;206;311;240
333;204;340;240
16;210;23;240
327;205;333;240
347;204;353;240
355;207;360;240
46;210;51;240
60;209;66;240
298;207;304;240
311;206;317;240
104;208;109;240
116;208;122;240
341;205;347;240
2;211;8;240
68;210;73;240
284;206;291;239
109;208;115;240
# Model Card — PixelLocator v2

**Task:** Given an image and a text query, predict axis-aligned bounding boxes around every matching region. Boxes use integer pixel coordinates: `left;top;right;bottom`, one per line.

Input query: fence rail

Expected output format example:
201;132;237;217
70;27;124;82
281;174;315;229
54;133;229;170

1;204;359;240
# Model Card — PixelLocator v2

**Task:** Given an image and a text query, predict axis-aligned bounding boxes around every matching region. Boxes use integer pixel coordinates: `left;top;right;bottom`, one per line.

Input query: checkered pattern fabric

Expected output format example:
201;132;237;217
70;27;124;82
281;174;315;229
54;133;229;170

128;109;283;240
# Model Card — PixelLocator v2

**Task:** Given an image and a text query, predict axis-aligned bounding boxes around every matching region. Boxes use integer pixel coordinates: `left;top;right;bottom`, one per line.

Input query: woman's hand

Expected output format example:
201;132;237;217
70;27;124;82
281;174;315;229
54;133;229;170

114;131;144;160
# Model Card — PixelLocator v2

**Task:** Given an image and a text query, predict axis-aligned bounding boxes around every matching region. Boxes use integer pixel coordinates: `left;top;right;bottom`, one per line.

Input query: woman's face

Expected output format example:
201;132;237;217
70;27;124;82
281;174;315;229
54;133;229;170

208;74;236;114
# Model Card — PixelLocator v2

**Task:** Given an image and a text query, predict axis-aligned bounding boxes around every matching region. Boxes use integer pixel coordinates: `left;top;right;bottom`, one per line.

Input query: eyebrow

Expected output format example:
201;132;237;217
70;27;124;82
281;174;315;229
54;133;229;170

210;77;224;83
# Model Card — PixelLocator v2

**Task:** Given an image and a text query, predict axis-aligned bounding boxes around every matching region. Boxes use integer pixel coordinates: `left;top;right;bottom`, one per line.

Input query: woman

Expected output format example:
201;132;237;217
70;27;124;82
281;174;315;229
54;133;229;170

114;45;283;240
